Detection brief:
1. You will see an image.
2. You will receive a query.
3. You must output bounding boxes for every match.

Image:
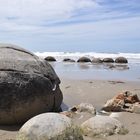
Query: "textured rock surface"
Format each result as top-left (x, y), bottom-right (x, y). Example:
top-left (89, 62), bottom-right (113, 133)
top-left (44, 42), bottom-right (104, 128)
top-left (0, 44), bottom-right (63, 124)
top-left (81, 115), bottom-right (128, 137)
top-left (102, 98), bottom-right (125, 112)
top-left (76, 103), bottom-right (96, 115)
top-left (61, 103), bottom-right (96, 125)
top-left (17, 113), bottom-right (83, 140)
top-left (102, 91), bottom-right (140, 112)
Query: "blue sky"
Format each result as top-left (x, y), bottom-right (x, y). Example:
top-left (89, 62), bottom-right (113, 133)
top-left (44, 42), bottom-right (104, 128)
top-left (0, 0), bottom-right (140, 52)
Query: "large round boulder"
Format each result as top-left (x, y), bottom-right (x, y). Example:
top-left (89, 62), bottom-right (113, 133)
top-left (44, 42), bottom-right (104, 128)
top-left (44, 56), bottom-right (56, 62)
top-left (17, 113), bottom-right (83, 140)
top-left (115, 57), bottom-right (128, 63)
top-left (77, 57), bottom-right (91, 63)
top-left (81, 115), bottom-right (128, 137)
top-left (0, 44), bottom-right (63, 124)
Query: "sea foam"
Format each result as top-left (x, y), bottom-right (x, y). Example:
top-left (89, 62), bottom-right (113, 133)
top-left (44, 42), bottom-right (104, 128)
top-left (35, 52), bottom-right (140, 64)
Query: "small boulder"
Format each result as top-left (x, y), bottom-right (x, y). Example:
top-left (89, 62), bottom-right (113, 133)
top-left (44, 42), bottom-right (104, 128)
top-left (103, 58), bottom-right (114, 63)
top-left (76, 103), bottom-right (96, 115)
top-left (45, 56), bottom-right (56, 61)
top-left (81, 115), bottom-right (128, 137)
top-left (60, 103), bottom-right (96, 125)
top-left (63, 58), bottom-right (75, 62)
top-left (77, 57), bottom-right (91, 63)
top-left (92, 58), bottom-right (103, 63)
top-left (17, 113), bottom-right (83, 140)
top-left (115, 57), bottom-right (128, 63)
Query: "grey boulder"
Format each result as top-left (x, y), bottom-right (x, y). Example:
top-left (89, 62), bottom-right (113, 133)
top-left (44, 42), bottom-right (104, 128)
top-left (0, 44), bottom-right (63, 124)
top-left (17, 113), bottom-right (83, 140)
top-left (81, 115), bottom-right (128, 137)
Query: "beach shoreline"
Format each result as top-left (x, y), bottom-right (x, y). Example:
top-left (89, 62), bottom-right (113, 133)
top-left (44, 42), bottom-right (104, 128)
top-left (50, 62), bottom-right (140, 82)
top-left (1, 77), bottom-right (140, 140)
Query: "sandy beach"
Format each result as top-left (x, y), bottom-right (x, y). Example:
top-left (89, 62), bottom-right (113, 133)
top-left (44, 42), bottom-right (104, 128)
top-left (0, 77), bottom-right (140, 140)
top-left (61, 79), bottom-right (140, 140)
top-left (0, 0), bottom-right (140, 139)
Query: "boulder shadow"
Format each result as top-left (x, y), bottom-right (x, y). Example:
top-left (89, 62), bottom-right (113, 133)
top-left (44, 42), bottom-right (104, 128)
top-left (61, 102), bottom-right (69, 111)
top-left (0, 124), bottom-right (21, 131)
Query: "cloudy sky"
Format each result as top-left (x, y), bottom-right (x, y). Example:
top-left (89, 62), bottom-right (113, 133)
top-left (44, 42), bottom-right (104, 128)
top-left (0, 0), bottom-right (140, 52)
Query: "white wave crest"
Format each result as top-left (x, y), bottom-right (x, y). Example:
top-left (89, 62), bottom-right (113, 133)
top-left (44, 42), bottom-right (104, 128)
top-left (35, 52), bottom-right (140, 64)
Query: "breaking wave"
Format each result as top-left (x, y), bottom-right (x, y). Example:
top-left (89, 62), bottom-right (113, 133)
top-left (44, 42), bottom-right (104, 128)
top-left (35, 52), bottom-right (140, 64)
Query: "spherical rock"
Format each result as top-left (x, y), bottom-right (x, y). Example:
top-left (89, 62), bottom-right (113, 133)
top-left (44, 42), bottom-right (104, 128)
top-left (0, 44), bottom-right (63, 124)
top-left (115, 57), bottom-right (128, 63)
top-left (92, 58), bottom-right (103, 63)
top-left (81, 115), bottom-right (128, 137)
top-left (103, 58), bottom-right (114, 63)
top-left (44, 56), bottom-right (56, 61)
top-left (77, 57), bottom-right (91, 63)
top-left (17, 113), bottom-right (83, 140)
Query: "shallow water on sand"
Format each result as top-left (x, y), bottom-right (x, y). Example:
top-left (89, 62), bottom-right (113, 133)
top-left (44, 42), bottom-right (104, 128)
top-left (50, 62), bottom-right (140, 81)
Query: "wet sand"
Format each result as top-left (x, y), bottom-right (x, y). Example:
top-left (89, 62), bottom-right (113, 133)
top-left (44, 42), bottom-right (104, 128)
top-left (61, 79), bottom-right (140, 110)
top-left (60, 79), bottom-right (140, 140)
top-left (1, 78), bottom-right (140, 140)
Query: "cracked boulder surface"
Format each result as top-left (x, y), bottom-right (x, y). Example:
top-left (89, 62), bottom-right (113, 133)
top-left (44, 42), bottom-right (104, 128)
top-left (0, 44), bottom-right (63, 125)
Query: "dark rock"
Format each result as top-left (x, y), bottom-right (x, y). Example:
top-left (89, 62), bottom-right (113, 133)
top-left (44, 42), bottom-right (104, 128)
top-left (115, 57), bottom-right (128, 63)
top-left (0, 44), bottom-right (63, 124)
top-left (44, 56), bottom-right (56, 62)
top-left (92, 58), bottom-right (103, 63)
top-left (103, 58), bottom-right (114, 63)
top-left (63, 58), bottom-right (75, 62)
top-left (77, 57), bottom-right (91, 63)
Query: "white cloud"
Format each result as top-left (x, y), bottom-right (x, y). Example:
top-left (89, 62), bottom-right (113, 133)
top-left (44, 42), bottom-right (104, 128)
top-left (0, 0), bottom-right (140, 51)
top-left (0, 0), bottom-right (97, 21)
top-left (0, 0), bottom-right (99, 32)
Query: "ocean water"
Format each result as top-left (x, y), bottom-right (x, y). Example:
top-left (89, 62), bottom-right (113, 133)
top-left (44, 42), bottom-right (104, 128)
top-left (35, 52), bottom-right (140, 81)
top-left (35, 52), bottom-right (140, 64)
